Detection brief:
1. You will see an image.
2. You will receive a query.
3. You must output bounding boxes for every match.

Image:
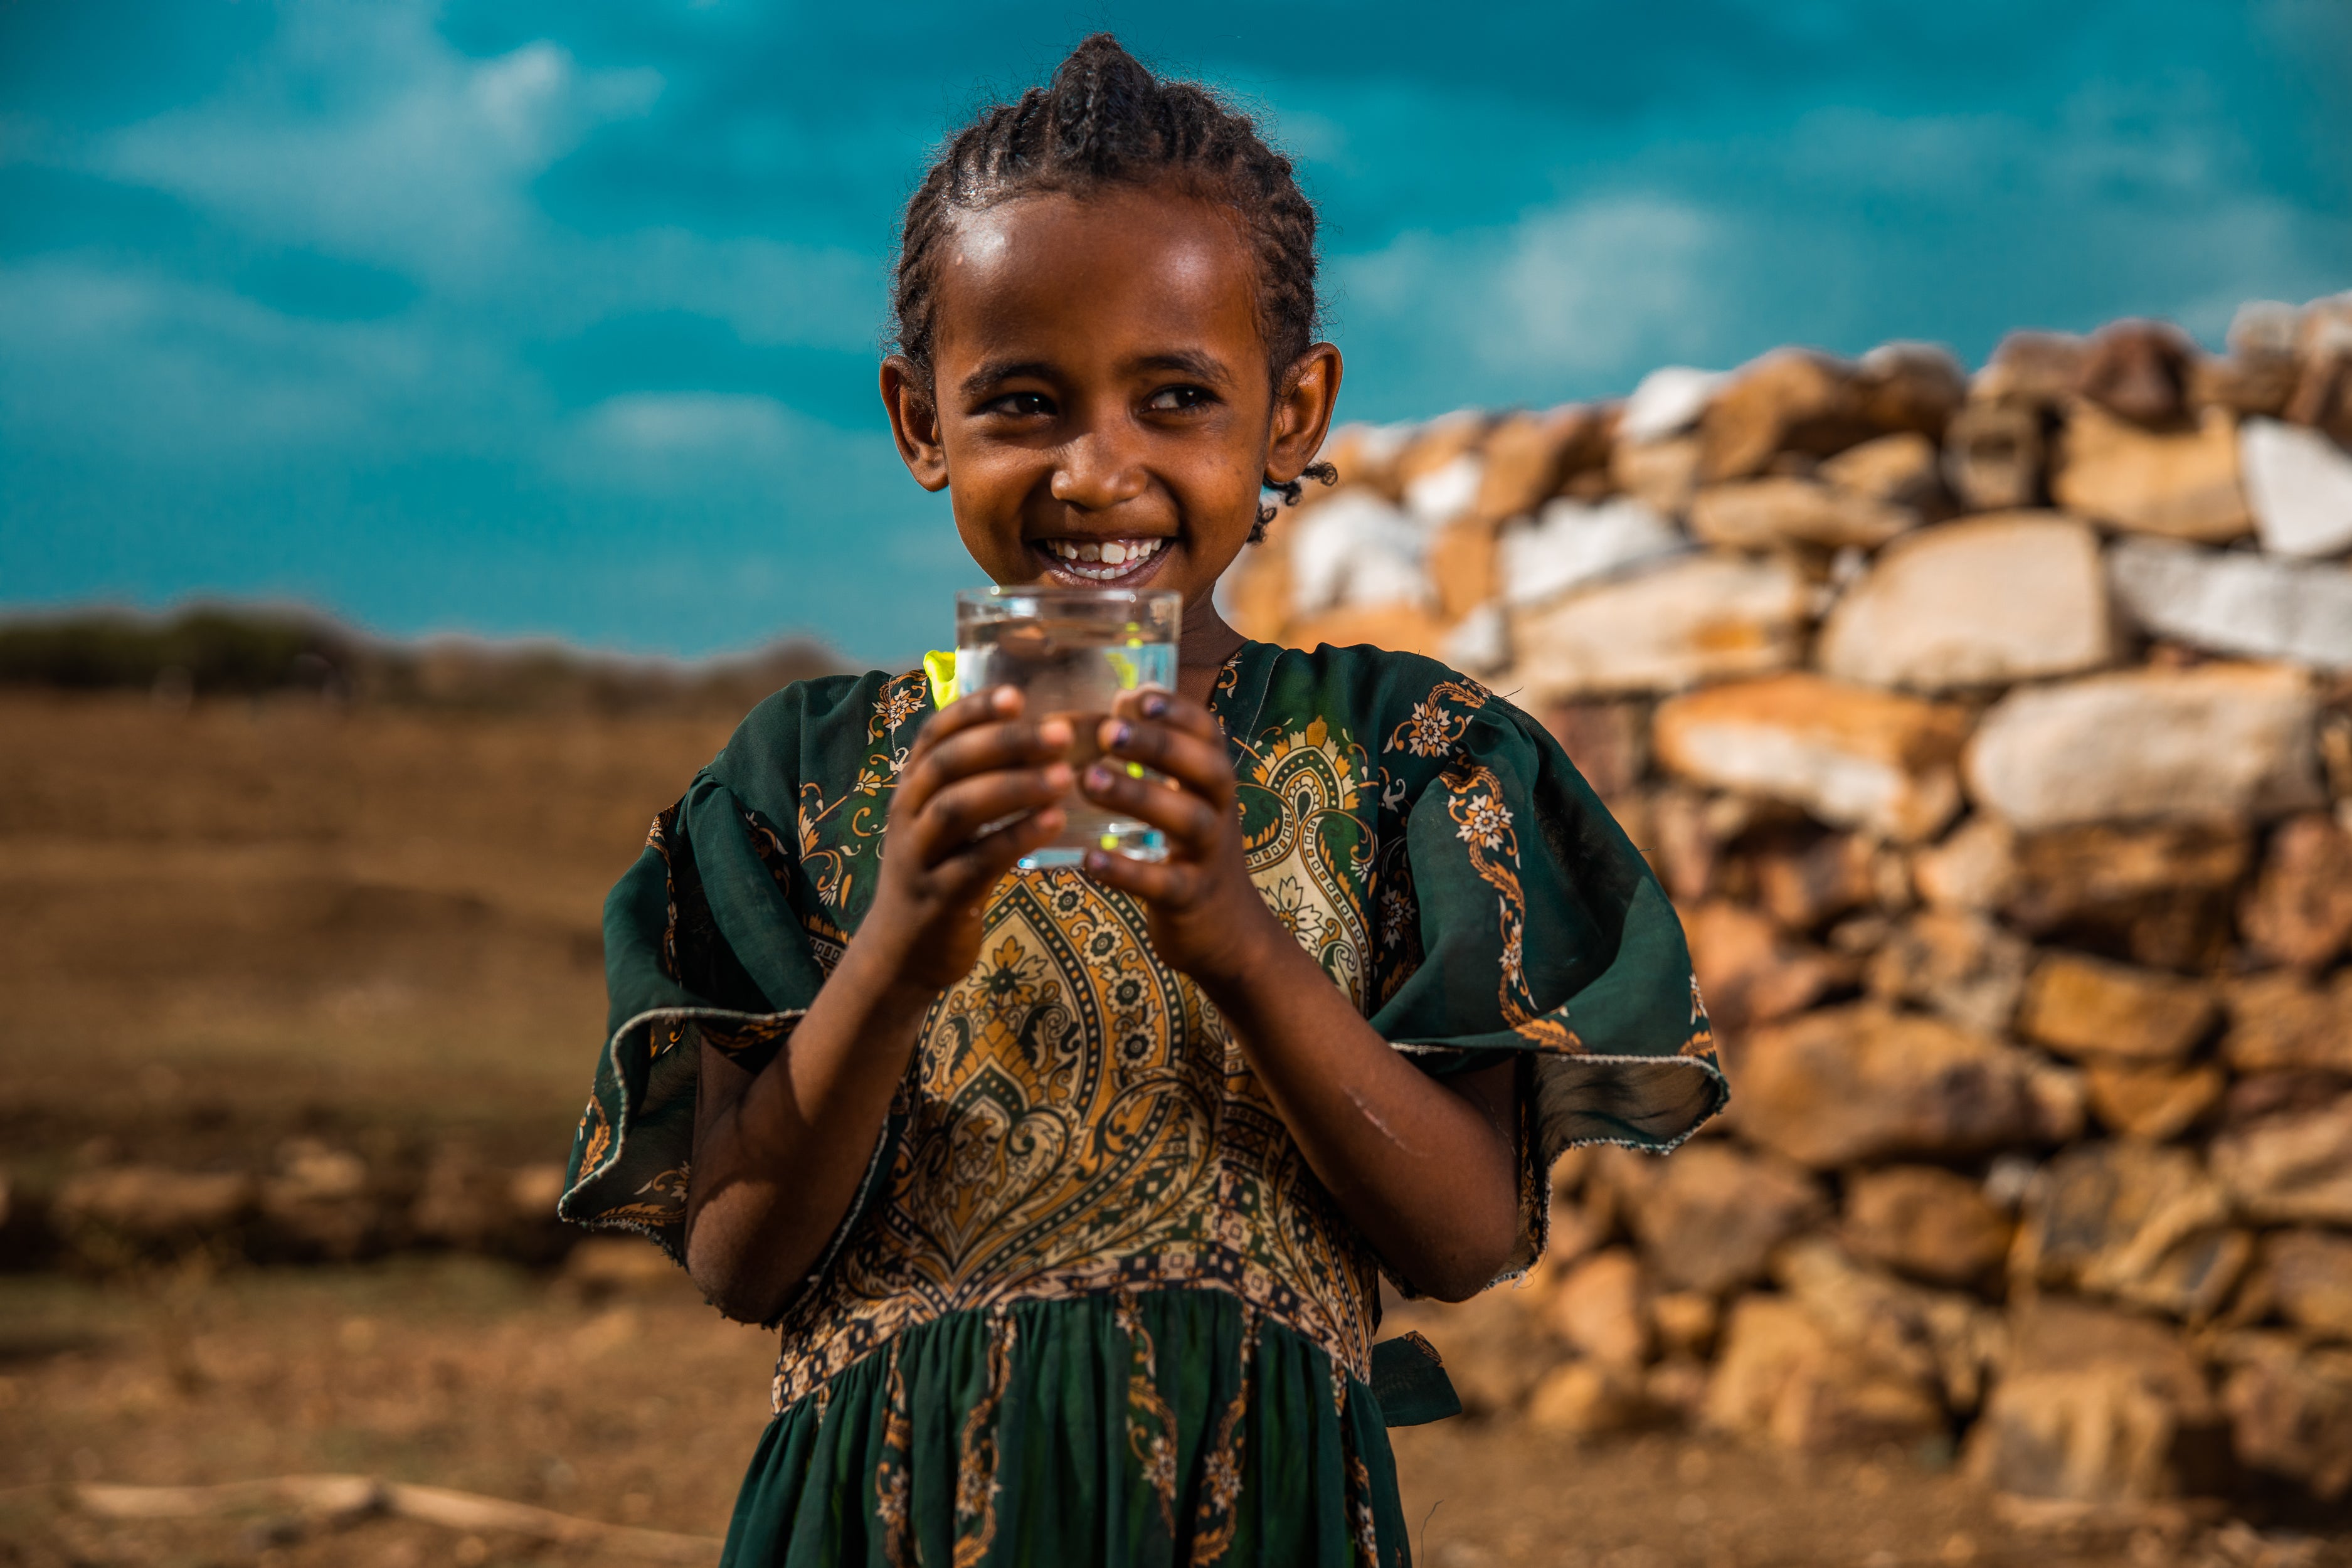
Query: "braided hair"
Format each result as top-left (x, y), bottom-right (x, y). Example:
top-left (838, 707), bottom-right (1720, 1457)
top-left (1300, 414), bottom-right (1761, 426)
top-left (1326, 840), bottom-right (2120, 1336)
top-left (891, 34), bottom-right (1337, 539)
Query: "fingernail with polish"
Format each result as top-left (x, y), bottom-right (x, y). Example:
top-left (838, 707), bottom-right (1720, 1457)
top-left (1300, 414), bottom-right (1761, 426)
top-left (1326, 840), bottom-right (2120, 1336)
top-left (1086, 764), bottom-right (1115, 790)
top-left (1108, 721), bottom-right (1132, 749)
top-left (1140, 692), bottom-right (1168, 719)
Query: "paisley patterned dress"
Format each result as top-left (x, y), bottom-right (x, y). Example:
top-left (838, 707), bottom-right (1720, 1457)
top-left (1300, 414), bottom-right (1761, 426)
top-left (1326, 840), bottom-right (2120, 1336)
top-left (560, 640), bottom-right (1724, 1567)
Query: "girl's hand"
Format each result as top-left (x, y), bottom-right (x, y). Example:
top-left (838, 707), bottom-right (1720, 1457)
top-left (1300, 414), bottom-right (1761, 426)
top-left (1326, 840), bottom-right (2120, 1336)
top-left (1078, 688), bottom-right (1281, 990)
top-left (866, 686), bottom-right (1074, 995)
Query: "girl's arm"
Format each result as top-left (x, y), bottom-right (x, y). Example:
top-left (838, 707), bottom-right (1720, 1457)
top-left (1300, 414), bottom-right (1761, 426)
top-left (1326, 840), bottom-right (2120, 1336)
top-left (1078, 692), bottom-right (1522, 1300)
top-left (684, 690), bottom-right (1076, 1323)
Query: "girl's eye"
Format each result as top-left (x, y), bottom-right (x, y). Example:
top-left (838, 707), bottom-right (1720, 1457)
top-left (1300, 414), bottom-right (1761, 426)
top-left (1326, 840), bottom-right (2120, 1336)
top-left (987, 391), bottom-right (1055, 418)
top-left (1145, 385), bottom-right (1214, 413)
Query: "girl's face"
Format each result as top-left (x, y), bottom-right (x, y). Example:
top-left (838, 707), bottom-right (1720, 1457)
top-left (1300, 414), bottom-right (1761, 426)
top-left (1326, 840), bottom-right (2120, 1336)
top-left (881, 185), bottom-right (1340, 617)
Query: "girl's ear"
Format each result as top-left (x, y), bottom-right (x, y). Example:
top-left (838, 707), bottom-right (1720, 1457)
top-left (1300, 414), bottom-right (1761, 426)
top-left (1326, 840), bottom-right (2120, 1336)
top-left (1264, 342), bottom-right (1343, 487)
top-left (881, 355), bottom-right (951, 492)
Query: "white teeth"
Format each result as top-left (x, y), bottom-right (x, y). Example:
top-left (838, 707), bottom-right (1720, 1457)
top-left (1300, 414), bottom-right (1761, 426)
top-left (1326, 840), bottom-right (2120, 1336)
top-left (1041, 538), bottom-right (1166, 578)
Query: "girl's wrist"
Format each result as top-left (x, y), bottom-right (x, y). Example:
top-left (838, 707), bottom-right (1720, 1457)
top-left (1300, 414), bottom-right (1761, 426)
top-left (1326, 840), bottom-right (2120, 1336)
top-left (1187, 899), bottom-right (1308, 1022)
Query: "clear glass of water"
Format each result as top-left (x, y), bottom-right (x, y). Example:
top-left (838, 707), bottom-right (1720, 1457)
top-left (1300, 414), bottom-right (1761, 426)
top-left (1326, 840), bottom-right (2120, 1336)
top-left (955, 585), bottom-right (1182, 869)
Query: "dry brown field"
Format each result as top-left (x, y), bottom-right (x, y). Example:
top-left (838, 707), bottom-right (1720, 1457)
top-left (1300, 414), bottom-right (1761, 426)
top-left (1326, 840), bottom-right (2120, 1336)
top-left (0, 692), bottom-right (2313, 1567)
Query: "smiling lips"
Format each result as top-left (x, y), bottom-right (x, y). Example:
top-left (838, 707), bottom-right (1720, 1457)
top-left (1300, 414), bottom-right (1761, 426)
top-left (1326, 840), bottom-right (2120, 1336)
top-left (1038, 536), bottom-right (1169, 583)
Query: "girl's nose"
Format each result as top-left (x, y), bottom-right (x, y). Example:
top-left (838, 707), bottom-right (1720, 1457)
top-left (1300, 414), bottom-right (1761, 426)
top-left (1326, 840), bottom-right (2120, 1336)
top-left (1049, 431), bottom-right (1149, 511)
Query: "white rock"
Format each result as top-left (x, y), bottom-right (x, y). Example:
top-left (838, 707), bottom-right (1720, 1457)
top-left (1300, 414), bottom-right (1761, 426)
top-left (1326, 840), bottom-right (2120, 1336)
top-left (1654, 675), bottom-right (1973, 843)
top-left (2109, 539), bottom-right (2352, 672)
top-left (1402, 452), bottom-right (1485, 524)
top-left (1964, 664), bottom-right (2324, 831)
top-left (1288, 489), bottom-right (1433, 615)
top-left (2240, 418), bottom-right (2352, 558)
top-left (1620, 366), bottom-right (1729, 444)
top-left (1498, 496), bottom-right (1687, 608)
top-left (1502, 552), bottom-right (1809, 702)
top-left (1816, 514), bottom-right (2113, 692)
top-left (1439, 600), bottom-right (1511, 675)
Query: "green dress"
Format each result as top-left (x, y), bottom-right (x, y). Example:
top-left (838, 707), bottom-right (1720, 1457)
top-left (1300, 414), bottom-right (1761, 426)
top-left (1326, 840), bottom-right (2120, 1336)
top-left (559, 641), bottom-right (1724, 1567)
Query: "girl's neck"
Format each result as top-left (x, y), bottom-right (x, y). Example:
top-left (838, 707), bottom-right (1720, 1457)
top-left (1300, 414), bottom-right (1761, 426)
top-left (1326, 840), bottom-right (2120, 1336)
top-left (1177, 596), bottom-right (1247, 706)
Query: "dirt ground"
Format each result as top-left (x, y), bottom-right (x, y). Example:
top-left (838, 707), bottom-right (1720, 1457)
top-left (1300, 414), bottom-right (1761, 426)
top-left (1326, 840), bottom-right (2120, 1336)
top-left (0, 692), bottom-right (2336, 1567)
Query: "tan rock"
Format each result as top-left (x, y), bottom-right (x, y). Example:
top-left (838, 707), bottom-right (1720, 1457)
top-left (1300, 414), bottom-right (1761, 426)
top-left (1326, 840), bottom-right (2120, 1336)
top-left (1651, 1292), bottom-right (1720, 1359)
top-left (1423, 514), bottom-right (1500, 621)
top-left (1964, 664), bottom-right (2323, 832)
top-left (1682, 899), bottom-right (1853, 1032)
top-left (2210, 1094), bottom-right (2352, 1226)
top-left (1602, 1140), bottom-right (1826, 1295)
top-left (1611, 433), bottom-right (1703, 517)
top-left (1854, 343), bottom-right (1968, 440)
top-left (2075, 319), bottom-right (2198, 428)
top-left (1689, 477), bottom-right (1915, 550)
top-left (1774, 1236), bottom-right (2006, 1413)
top-left (2013, 1142), bottom-right (2252, 1322)
top-left (1502, 553), bottom-right (1807, 701)
top-left (1966, 1299), bottom-right (2228, 1504)
top-left (2223, 970), bottom-right (2352, 1075)
top-left (1942, 400), bottom-right (2046, 511)
top-left (1653, 674), bottom-right (1972, 844)
top-left (1393, 411), bottom-right (1490, 491)
top-left (2217, 1333), bottom-right (2352, 1500)
top-left (1865, 908), bottom-right (2030, 1036)
top-left (1816, 514), bottom-right (2112, 693)
top-left (2240, 812), bottom-right (2352, 971)
top-left (1977, 331), bottom-right (2092, 405)
top-left (2262, 1230), bottom-right (2352, 1342)
top-left (1912, 817), bottom-right (2018, 913)
top-left (2082, 1061), bottom-right (2227, 1143)
top-left (2052, 400), bottom-right (2250, 542)
top-left (1402, 1287), bottom-right (1557, 1416)
top-left (1819, 430), bottom-right (1948, 512)
top-left (1283, 601), bottom-right (1453, 660)
top-left (1476, 405), bottom-right (1609, 521)
top-left (1540, 701), bottom-right (1650, 801)
top-left (1754, 830), bottom-right (1875, 931)
top-left (2016, 953), bottom-right (2219, 1064)
top-left (1548, 1247), bottom-right (1651, 1369)
top-left (1525, 1359), bottom-right (1655, 1437)
top-left (1736, 1004), bottom-right (2084, 1168)
top-left (1704, 1295), bottom-right (1947, 1451)
top-left (1840, 1164), bottom-right (2013, 1290)
top-left (1700, 350), bottom-right (1875, 482)
top-left (2003, 820), bottom-right (2250, 935)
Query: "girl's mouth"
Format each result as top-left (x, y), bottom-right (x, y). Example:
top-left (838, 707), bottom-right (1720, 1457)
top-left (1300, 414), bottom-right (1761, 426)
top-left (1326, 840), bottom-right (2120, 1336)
top-left (1032, 536), bottom-right (1172, 585)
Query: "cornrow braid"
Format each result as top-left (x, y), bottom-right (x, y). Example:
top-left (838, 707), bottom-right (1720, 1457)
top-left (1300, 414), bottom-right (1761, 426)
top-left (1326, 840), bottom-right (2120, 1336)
top-left (892, 35), bottom-right (1328, 538)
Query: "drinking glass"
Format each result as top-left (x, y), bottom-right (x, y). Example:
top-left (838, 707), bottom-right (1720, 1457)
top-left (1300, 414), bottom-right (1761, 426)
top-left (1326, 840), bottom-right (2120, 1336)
top-left (954, 586), bottom-right (1182, 868)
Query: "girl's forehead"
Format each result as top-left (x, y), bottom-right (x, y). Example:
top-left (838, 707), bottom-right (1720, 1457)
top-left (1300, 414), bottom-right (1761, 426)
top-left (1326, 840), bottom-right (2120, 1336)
top-left (935, 188), bottom-right (1259, 354)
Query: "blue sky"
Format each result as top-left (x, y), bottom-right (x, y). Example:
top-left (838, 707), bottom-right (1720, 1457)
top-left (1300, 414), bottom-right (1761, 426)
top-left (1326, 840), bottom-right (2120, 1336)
top-left (3, 1), bottom-right (2348, 665)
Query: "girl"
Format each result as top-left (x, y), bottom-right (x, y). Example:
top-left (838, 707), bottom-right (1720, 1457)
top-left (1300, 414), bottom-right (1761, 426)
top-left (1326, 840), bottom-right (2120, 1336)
top-left (561, 36), bottom-right (1723, 1567)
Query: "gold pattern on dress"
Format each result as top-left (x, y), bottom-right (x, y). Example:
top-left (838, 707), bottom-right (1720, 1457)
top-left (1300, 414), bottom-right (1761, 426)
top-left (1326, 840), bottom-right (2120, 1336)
top-left (1439, 756), bottom-right (1536, 1026)
top-left (951, 1310), bottom-right (1017, 1568)
top-left (875, 1340), bottom-right (914, 1568)
top-left (770, 866), bottom-right (1381, 1407)
top-left (1116, 1292), bottom-right (1181, 1537)
top-left (1380, 677), bottom-right (1488, 758)
top-left (1187, 1305), bottom-right (1263, 1565)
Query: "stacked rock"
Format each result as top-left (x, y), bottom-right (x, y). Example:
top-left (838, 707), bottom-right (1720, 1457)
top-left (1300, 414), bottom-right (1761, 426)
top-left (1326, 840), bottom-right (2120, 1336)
top-left (1232, 294), bottom-right (2352, 1514)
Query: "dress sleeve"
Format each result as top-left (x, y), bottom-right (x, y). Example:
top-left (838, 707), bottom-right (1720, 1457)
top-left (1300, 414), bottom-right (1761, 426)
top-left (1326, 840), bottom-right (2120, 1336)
top-left (1365, 691), bottom-right (1725, 1283)
top-left (555, 768), bottom-right (881, 1286)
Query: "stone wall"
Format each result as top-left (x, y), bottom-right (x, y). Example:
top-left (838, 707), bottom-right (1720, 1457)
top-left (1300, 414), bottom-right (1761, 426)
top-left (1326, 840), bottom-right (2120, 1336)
top-left (1232, 296), bottom-right (2352, 1514)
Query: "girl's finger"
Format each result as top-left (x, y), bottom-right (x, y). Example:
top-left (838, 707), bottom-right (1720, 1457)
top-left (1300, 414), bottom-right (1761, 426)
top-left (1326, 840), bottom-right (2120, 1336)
top-left (897, 686), bottom-right (1022, 817)
top-left (909, 765), bottom-right (1074, 864)
top-left (1095, 714), bottom-right (1233, 809)
top-left (1081, 846), bottom-right (1200, 906)
top-left (1078, 762), bottom-right (1224, 851)
top-left (900, 714), bottom-right (1074, 822)
top-left (930, 806), bottom-right (1065, 903)
top-left (1111, 686), bottom-right (1221, 741)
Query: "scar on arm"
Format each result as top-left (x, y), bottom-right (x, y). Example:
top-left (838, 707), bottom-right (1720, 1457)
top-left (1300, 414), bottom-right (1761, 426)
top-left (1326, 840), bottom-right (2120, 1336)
top-left (1343, 1082), bottom-right (1421, 1158)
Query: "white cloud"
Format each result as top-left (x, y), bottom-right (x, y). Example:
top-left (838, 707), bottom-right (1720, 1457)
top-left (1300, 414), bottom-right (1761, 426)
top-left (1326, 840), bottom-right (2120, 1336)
top-left (1336, 193), bottom-right (1724, 386)
top-left (98, 1), bottom-right (659, 289)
